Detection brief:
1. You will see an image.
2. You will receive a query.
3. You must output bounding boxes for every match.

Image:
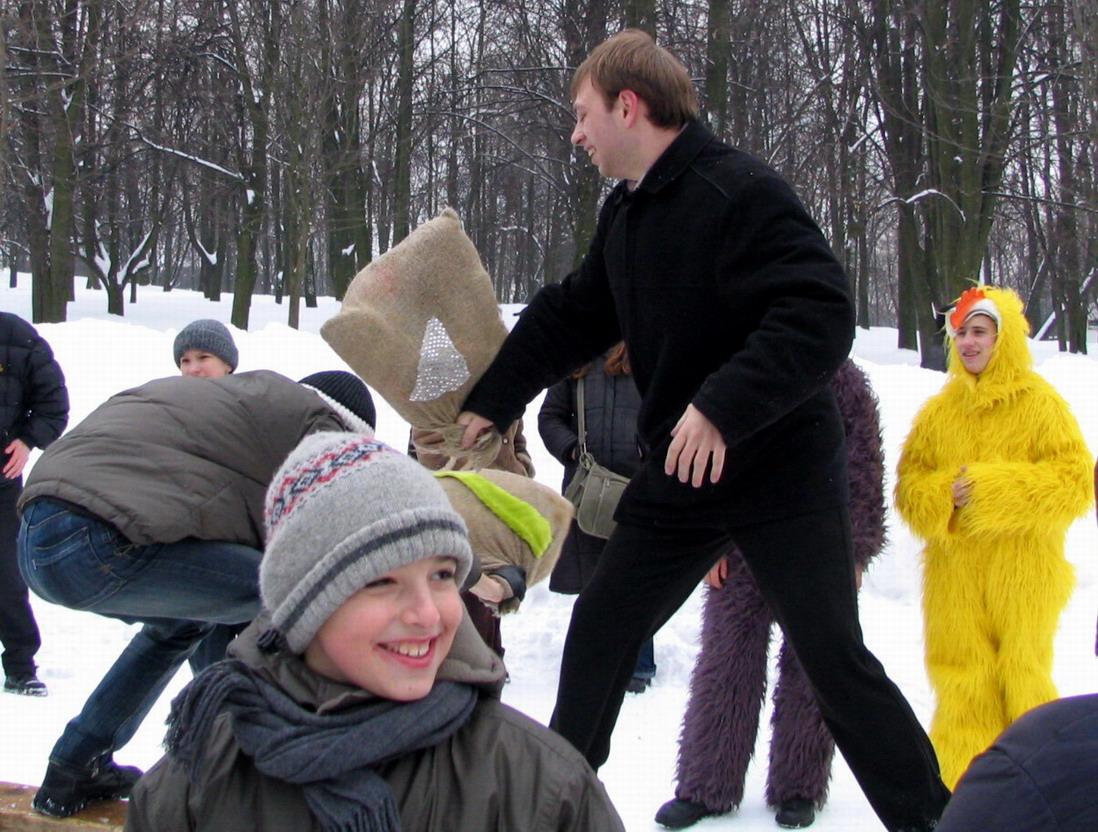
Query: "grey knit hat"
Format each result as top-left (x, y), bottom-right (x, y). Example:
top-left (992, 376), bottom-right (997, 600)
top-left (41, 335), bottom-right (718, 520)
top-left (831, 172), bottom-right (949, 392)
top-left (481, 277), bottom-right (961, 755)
top-left (260, 433), bottom-right (473, 654)
top-left (173, 319), bottom-right (239, 370)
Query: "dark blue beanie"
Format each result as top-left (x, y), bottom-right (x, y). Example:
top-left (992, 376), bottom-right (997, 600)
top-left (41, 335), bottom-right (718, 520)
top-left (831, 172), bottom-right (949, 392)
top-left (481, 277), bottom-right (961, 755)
top-left (298, 371), bottom-right (377, 430)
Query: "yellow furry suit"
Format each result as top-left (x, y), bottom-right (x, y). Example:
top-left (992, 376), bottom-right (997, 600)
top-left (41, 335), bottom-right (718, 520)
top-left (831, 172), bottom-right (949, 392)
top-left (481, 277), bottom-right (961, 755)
top-left (895, 287), bottom-right (1093, 789)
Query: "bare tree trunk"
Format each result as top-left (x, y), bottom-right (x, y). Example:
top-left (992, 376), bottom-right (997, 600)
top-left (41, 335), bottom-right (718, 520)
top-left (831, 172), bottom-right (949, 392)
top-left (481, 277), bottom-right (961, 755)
top-left (392, 0), bottom-right (417, 245)
top-left (704, 0), bottom-right (730, 136)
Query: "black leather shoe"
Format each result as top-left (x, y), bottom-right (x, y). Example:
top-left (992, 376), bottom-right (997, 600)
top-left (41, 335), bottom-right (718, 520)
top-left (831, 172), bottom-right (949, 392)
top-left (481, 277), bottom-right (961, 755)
top-left (32, 759), bottom-right (143, 818)
top-left (4, 673), bottom-right (47, 696)
top-left (655, 797), bottom-right (721, 829)
top-left (775, 797), bottom-right (816, 828)
top-left (625, 676), bottom-right (651, 694)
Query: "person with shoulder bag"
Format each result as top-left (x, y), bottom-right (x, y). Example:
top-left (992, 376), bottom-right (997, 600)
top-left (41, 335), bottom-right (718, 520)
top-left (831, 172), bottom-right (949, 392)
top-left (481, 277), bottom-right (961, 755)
top-left (539, 342), bottom-right (656, 692)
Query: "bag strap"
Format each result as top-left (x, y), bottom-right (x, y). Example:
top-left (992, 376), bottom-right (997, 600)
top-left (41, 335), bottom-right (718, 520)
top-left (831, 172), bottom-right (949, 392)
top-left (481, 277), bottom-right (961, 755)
top-left (576, 375), bottom-right (589, 457)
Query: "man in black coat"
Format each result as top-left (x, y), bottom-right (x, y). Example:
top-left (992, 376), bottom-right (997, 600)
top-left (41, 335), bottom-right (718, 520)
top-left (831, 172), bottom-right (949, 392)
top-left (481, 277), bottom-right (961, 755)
top-left (0, 312), bottom-right (68, 696)
top-left (459, 29), bottom-right (949, 832)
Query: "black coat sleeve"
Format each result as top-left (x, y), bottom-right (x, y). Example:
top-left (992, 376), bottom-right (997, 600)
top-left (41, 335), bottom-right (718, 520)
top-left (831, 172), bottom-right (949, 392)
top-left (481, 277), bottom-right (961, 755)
top-left (463, 224), bottom-right (622, 432)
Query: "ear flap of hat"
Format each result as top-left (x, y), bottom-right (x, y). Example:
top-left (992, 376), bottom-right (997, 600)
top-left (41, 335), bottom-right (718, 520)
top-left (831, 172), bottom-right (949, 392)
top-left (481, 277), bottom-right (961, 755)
top-left (434, 469), bottom-right (574, 609)
top-left (321, 209), bottom-right (508, 434)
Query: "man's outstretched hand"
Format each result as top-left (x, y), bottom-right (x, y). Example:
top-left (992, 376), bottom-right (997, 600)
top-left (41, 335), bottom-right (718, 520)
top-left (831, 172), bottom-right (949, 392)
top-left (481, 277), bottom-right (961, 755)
top-left (665, 404), bottom-right (726, 488)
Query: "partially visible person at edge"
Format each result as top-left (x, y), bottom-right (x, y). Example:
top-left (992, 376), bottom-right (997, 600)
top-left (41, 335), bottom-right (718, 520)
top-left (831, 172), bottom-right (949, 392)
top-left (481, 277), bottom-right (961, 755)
top-left (0, 312), bottom-right (68, 697)
top-left (409, 418), bottom-right (534, 659)
top-left (17, 369), bottom-right (375, 820)
top-left (538, 341), bottom-right (657, 693)
top-left (124, 433), bottom-right (626, 832)
top-left (172, 318), bottom-right (246, 673)
top-left (457, 29), bottom-right (948, 832)
top-left (656, 359), bottom-right (887, 830)
top-left (935, 693), bottom-right (1098, 832)
top-left (895, 285), bottom-right (1092, 789)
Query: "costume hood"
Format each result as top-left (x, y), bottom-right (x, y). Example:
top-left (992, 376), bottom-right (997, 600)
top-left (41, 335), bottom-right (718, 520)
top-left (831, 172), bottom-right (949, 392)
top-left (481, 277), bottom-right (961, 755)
top-left (945, 286), bottom-right (1032, 407)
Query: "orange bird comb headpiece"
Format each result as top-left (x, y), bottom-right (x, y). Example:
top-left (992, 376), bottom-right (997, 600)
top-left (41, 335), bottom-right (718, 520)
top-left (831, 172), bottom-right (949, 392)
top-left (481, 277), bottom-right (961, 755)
top-left (946, 288), bottom-right (1001, 337)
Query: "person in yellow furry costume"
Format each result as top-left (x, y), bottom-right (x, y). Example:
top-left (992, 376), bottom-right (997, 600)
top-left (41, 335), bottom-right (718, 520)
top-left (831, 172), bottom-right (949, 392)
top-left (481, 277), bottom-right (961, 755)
top-left (895, 285), bottom-right (1093, 789)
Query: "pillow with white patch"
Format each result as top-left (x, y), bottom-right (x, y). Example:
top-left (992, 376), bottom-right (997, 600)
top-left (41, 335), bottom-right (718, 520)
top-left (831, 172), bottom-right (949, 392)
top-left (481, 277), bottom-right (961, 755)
top-left (321, 208), bottom-right (508, 465)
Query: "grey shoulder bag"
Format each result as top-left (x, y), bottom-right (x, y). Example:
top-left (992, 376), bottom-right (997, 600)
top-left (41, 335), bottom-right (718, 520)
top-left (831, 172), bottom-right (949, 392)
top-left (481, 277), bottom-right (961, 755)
top-left (562, 375), bottom-right (630, 539)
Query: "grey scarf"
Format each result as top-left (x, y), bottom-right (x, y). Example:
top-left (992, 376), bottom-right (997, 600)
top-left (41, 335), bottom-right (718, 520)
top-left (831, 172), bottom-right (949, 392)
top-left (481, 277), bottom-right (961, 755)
top-left (165, 656), bottom-right (478, 832)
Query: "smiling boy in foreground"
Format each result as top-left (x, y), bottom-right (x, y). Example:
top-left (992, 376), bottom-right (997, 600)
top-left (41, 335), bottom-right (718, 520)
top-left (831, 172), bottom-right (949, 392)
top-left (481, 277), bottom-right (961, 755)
top-left (125, 433), bottom-right (624, 832)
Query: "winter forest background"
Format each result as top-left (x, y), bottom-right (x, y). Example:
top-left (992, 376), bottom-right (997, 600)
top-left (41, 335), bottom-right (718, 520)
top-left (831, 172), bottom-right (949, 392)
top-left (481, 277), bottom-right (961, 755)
top-left (2, 0), bottom-right (1097, 369)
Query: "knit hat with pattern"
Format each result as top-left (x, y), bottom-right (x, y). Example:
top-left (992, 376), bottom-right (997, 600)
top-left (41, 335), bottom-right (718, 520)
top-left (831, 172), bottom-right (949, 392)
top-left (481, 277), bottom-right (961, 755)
top-left (260, 433), bottom-right (473, 653)
top-left (173, 319), bottom-right (239, 370)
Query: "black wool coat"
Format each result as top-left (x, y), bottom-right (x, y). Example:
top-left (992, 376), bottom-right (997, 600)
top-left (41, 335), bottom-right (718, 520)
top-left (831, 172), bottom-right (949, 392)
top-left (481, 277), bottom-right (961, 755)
top-left (465, 121), bottom-right (855, 528)
top-left (0, 312), bottom-right (69, 468)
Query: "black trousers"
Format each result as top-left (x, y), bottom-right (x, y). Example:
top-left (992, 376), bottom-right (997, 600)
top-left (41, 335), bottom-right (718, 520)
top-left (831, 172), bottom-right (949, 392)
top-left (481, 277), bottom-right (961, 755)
top-left (550, 507), bottom-right (950, 832)
top-left (0, 476), bottom-right (41, 678)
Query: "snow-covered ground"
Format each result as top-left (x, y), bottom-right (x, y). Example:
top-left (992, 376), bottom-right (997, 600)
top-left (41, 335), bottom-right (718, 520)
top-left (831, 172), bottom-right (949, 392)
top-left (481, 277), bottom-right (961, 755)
top-left (2, 281), bottom-right (1096, 831)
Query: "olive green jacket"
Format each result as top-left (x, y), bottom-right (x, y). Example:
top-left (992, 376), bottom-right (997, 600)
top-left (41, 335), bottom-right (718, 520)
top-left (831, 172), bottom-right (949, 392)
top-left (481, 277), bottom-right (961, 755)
top-left (125, 615), bottom-right (624, 832)
top-left (20, 371), bottom-right (344, 547)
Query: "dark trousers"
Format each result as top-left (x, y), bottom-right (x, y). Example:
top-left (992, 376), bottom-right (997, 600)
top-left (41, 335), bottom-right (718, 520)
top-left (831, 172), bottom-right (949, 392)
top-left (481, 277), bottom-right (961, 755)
top-left (0, 476), bottom-right (40, 678)
top-left (550, 508), bottom-right (950, 832)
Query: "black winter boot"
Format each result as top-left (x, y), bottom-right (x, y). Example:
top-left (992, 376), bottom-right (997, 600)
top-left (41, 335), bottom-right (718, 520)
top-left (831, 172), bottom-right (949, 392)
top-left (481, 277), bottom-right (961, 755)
top-left (4, 672), bottom-right (47, 696)
top-left (775, 797), bottom-right (816, 828)
top-left (626, 676), bottom-right (652, 694)
top-left (32, 758), bottom-right (143, 818)
top-left (655, 797), bottom-right (723, 829)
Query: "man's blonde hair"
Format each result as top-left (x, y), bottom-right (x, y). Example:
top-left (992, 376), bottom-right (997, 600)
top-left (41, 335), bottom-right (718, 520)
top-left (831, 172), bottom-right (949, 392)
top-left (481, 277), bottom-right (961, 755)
top-left (571, 29), bottom-right (698, 128)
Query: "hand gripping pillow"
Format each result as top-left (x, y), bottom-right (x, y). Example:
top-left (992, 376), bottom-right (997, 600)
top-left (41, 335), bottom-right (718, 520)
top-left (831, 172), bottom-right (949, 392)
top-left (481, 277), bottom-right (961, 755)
top-left (321, 208), bottom-right (508, 467)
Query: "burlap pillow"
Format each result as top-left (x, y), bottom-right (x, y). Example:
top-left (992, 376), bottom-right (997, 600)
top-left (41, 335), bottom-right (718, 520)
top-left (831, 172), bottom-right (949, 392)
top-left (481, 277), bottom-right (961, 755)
top-left (321, 208), bottom-right (508, 466)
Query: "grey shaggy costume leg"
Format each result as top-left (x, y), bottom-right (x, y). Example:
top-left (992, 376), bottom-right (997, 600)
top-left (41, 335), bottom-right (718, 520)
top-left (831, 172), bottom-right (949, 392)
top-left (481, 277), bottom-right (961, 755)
top-left (675, 552), bottom-right (772, 812)
top-left (767, 639), bottom-right (835, 808)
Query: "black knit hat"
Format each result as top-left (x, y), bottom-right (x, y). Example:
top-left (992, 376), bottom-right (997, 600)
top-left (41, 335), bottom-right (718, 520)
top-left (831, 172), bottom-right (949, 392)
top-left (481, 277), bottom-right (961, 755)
top-left (173, 319), bottom-right (239, 370)
top-left (298, 371), bottom-right (377, 430)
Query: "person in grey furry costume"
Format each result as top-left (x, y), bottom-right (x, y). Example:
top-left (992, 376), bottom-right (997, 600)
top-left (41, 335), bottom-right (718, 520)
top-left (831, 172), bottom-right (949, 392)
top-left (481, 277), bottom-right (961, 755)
top-left (658, 359), bottom-right (886, 829)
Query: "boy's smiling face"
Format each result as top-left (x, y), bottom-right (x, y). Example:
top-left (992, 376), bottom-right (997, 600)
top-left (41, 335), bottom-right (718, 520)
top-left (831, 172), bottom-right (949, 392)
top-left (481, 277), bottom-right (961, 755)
top-left (179, 348), bottom-right (233, 378)
top-left (304, 556), bottom-right (464, 701)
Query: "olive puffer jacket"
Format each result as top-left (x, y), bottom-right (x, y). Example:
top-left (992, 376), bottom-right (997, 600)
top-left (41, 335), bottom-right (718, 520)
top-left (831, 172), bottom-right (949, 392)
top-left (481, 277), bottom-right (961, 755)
top-left (19, 371), bottom-right (345, 547)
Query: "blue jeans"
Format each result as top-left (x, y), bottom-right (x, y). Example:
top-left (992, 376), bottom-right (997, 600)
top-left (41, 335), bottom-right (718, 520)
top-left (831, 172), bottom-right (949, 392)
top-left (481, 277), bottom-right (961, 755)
top-left (634, 637), bottom-right (657, 680)
top-left (18, 499), bottom-right (262, 769)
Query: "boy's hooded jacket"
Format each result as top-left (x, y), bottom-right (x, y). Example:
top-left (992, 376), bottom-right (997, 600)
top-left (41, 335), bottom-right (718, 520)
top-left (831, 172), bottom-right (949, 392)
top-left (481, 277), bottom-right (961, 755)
top-left (125, 615), bottom-right (625, 832)
top-left (895, 286), bottom-right (1093, 788)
